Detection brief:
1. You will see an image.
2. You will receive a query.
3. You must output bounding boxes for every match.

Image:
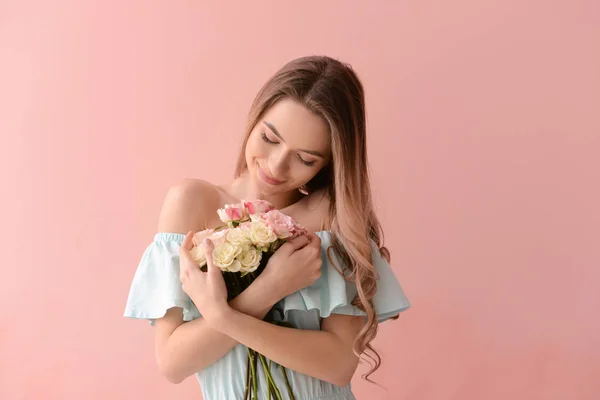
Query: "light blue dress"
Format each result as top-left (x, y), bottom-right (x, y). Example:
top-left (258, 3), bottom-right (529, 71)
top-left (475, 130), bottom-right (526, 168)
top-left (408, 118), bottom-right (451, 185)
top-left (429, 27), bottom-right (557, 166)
top-left (124, 231), bottom-right (411, 400)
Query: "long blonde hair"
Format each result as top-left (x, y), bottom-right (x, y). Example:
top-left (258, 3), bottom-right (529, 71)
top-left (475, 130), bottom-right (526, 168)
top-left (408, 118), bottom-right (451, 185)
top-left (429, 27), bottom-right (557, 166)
top-left (234, 55), bottom-right (396, 382)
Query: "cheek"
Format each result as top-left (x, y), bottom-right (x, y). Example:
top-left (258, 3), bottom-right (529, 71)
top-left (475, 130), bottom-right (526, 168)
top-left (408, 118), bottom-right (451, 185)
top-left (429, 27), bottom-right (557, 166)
top-left (247, 136), bottom-right (270, 159)
top-left (291, 167), bottom-right (320, 186)
top-left (245, 136), bottom-right (259, 159)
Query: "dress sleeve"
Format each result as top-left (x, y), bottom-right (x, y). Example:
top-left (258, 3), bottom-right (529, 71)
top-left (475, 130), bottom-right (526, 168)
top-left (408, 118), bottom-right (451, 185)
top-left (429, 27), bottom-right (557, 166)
top-left (281, 231), bottom-right (411, 323)
top-left (123, 232), bottom-right (201, 326)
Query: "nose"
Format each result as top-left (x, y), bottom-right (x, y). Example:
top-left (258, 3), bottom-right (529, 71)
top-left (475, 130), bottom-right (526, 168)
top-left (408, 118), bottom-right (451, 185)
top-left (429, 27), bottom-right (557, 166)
top-left (268, 148), bottom-right (290, 178)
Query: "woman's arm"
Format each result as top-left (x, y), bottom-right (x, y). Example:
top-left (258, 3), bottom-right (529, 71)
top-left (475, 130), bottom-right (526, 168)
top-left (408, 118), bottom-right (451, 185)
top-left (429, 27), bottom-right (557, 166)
top-left (154, 179), bottom-right (283, 383)
top-left (155, 180), bottom-right (347, 384)
top-left (211, 309), bottom-right (364, 386)
top-left (155, 274), bottom-right (280, 383)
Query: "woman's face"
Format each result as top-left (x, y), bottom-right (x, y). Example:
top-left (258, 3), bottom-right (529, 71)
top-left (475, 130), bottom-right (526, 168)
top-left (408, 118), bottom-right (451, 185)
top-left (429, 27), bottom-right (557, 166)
top-left (245, 98), bottom-right (331, 196)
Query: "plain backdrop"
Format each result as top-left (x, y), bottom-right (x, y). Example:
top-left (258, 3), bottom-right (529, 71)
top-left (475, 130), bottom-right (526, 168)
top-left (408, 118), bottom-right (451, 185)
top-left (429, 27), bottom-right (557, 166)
top-left (1, 1), bottom-right (599, 399)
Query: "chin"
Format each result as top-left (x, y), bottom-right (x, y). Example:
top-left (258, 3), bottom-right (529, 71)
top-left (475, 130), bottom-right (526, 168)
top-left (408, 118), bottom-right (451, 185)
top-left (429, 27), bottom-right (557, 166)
top-left (247, 165), bottom-right (274, 195)
top-left (254, 178), bottom-right (284, 196)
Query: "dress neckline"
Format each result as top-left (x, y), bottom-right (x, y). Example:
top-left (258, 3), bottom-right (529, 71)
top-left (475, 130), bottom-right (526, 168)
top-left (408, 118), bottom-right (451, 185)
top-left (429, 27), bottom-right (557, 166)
top-left (153, 230), bottom-right (332, 243)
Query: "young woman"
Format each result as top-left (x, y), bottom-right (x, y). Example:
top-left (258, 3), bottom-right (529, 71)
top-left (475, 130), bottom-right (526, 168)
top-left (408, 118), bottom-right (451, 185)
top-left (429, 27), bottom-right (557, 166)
top-left (124, 55), bottom-right (411, 400)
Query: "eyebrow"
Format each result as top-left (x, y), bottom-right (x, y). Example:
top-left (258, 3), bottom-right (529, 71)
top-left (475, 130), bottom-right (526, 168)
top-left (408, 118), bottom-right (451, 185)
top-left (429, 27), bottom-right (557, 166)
top-left (263, 121), bottom-right (325, 158)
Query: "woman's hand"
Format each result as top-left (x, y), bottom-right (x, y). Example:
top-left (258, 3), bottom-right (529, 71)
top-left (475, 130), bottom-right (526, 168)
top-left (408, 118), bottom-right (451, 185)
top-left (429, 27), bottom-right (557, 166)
top-left (179, 231), bottom-right (229, 323)
top-left (259, 232), bottom-right (323, 300)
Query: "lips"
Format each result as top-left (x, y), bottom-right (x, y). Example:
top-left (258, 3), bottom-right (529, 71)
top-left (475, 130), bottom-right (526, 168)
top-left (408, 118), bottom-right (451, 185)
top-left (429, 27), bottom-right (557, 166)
top-left (257, 165), bottom-right (284, 185)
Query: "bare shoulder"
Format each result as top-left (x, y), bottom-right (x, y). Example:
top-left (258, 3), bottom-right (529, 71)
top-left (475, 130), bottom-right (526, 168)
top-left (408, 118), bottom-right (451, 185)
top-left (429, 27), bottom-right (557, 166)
top-left (157, 178), bottom-right (222, 233)
top-left (295, 188), bottom-right (332, 232)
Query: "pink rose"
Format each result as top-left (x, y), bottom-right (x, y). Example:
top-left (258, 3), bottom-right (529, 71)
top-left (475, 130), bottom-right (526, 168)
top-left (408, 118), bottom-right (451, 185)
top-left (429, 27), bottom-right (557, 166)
top-left (243, 199), bottom-right (275, 215)
top-left (192, 229), bottom-right (214, 247)
top-left (290, 224), bottom-right (308, 239)
top-left (238, 221), bottom-right (253, 232)
top-left (208, 228), bottom-right (229, 247)
top-left (261, 210), bottom-right (305, 239)
top-left (217, 202), bottom-right (248, 223)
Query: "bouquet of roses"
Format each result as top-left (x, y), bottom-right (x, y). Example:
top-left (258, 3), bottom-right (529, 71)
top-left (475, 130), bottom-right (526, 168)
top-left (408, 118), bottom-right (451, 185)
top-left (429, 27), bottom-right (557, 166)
top-left (189, 199), bottom-right (306, 400)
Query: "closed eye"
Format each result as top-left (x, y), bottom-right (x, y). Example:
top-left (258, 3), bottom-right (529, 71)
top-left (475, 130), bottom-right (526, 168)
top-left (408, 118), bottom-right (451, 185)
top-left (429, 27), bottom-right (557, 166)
top-left (261, 132), bottom-right (278, 144)
top-left (263, 131), bottom-right (316, 166)
top-left (297, 154), bottom-right (316, 166)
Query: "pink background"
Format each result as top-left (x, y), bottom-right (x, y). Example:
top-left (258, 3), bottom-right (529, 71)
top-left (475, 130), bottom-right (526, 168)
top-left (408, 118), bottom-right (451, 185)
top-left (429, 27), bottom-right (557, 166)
top-left (1, 1), bottom-right (599, 399)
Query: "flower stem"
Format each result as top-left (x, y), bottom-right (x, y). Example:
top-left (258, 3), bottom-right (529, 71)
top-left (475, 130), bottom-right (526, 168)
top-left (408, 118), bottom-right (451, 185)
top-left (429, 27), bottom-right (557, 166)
top-left (267, 360), bottom-right (273, 400)
top-left (281, 365), bottom-right (296, 400)
top-left (253, 350), bottom-right (259, 399)
top-left (259, 354), bottom-right (272, 400)
top-left (244, 351), bottom-right (251, 400)
top-left (248, 349), bottom-right (258, 400)
top-left (259, 354), bottom-right (282, 400)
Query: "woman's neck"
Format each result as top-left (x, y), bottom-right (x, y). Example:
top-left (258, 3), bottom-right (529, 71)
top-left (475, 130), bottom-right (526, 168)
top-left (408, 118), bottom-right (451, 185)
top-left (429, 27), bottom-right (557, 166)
top-left (223, 171), bottom-right (305, 210)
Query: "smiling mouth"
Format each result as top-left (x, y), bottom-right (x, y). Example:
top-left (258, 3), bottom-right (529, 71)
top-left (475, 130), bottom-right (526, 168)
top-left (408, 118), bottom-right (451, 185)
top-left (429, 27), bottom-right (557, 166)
top-left (257, 164), bottom-right (285, 185)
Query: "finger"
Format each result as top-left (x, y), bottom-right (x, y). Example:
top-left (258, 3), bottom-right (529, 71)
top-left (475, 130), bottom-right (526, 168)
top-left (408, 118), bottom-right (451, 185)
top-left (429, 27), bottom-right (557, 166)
top-left (306, 232), bottom-right (321, 247)
top-left (283, 234), bottom-right (310, 253)
top-left (180, 255), bottom-right (192, 281)
top-left (180, 231), bottom-right (194, 252)
top-left (202, 238), bottom-right (221, 278)
top-left (179, 232), bottom-right (195, 279)
top-left (180, 267), bottom-right (191, 283)
top-left (179, 235), bottom-right (195, 264)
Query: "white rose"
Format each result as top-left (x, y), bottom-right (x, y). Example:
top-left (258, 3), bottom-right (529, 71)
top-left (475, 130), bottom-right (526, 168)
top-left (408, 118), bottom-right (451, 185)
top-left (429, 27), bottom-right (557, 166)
top-left (249, 221), bottom-right (277, 248)
top-left (238, 246), bottom-right (262, 273)
top-left (212, 242), bottom-right (243, 270)
top-left (225, 259), bottom-right (242, 273)
top-left (190, 245), bottom-right (207, 267)
top-left (226, 227), bottom-right (252, 247)
top-left (190, 229), bottom-right (215, 267)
